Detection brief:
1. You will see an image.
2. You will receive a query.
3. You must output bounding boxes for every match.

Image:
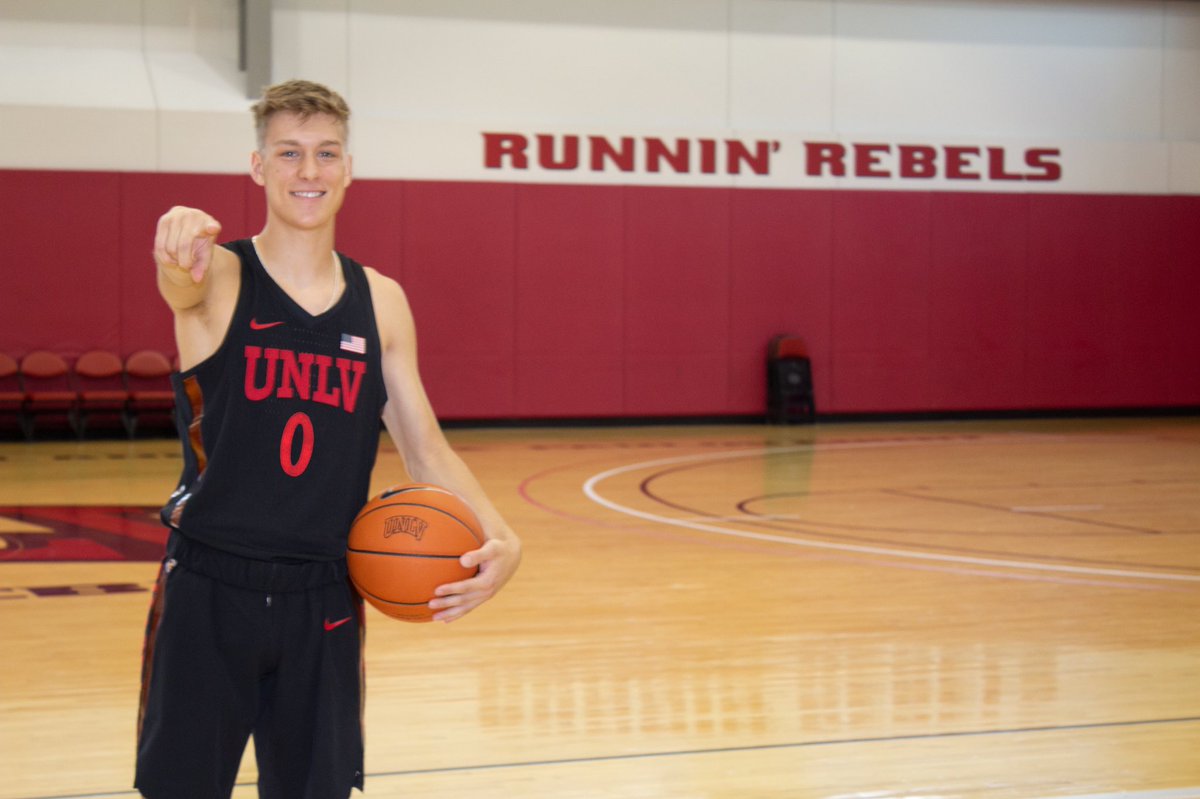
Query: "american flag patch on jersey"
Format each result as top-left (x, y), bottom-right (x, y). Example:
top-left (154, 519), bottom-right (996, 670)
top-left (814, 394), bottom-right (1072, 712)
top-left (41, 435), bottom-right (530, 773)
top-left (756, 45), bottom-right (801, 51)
top-left (340, 334), bottom-right (366, 354)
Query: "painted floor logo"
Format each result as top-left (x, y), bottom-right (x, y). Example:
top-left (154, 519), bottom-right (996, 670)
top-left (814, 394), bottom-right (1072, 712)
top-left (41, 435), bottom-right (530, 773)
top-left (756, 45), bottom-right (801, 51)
top-left (0, 506), bottom-right (168, 562)
top-left (0, 582), bottom-right (155, 600)
top-left (0, 506), bottom-right (166, 601)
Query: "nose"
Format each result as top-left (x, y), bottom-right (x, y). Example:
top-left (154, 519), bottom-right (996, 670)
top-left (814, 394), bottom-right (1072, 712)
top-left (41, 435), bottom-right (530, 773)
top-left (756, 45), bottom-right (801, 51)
top-left (299, 152), bottom-right (320, 179)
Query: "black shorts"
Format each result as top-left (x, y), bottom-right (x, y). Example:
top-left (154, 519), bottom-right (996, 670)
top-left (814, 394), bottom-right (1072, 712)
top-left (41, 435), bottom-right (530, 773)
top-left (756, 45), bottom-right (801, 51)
top-left (136, 532), bottom-right (365, 799)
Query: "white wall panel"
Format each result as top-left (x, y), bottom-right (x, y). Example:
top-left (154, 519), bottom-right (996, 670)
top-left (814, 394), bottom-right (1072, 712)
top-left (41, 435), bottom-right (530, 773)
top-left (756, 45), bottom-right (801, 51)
top-left (729, 0), bottom-right (835, 131)
top-left (146, 51), bottom-right (247, 112)
top-left (1164, 0), bottom-right (1200, 140)
top-left (831, 0), bottom-right (1165, 139)
top-left (273, 0), bottom-right (350, 98)
top-left (158, 109), bottom-right (254, 173)
top-left (0, 0), bottom-right (143, 49)
top-left (1, 0), bottom-right (1199, 192)
top-left (0, 105), bottom-right (157, 171)
top-left (192, 0), bottom-right (240, 70)
top-left (1169, 141), bottom-right (1200, 192)
top-left (0, 46), bottom-right (155, 108)
top-left (346, 0), bottom-right (731, 127)
top-left (143, 1), bottom-right (205, 52)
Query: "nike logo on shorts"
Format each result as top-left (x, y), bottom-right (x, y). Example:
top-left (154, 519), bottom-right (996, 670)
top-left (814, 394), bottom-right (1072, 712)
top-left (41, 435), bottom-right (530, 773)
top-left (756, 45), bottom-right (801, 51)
top-left (324, 616), bottom-right (352, 632)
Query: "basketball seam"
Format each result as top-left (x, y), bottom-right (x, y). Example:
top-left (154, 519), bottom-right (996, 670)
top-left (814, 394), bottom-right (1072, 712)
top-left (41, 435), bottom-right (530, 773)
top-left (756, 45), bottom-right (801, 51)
top-left (352, 584), bottom-right (432, 609)
top-left (379, 485), bottom-right (452, 500)
top-left (346, 548), bottom-right (466, 560)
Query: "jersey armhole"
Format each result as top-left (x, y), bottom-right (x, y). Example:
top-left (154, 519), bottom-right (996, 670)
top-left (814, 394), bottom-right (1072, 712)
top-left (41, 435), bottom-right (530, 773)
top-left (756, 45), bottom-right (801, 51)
top-left (356, 262), bottom-right (389, 413)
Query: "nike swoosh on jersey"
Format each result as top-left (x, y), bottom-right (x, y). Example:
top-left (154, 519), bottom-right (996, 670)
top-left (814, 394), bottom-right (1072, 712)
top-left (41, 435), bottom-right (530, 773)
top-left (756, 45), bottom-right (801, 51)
top-left (250, 319), bottom-right (285, 330)
top-left (324, 616), bottom-right (353, 632)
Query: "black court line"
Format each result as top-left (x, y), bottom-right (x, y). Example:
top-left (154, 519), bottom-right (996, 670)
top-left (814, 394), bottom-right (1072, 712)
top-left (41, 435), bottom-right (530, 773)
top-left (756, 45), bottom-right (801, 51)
top-left (23, 715), bottom-right (1200, 799)
top-left (371, 715), bottom-right (1200, 778)
top-left (637, 454), bottom-right (1198, 574)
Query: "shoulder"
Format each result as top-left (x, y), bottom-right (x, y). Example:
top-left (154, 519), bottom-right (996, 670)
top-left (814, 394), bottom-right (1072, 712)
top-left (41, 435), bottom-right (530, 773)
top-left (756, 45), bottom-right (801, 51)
top-left (363, 265), bottom-right (409, 311)
top-left (207, 240), bottom-right (244, 284)
top-left (362, 266), bottom-right (415, 349)
top-left (219, 239), bottom-right (249, 262)
top-left (177, 240), bottom-right (242, 318)
top-left (212, 243), bottom-right (244, 281)
top-left (207, 242), bottom-right (245, 303)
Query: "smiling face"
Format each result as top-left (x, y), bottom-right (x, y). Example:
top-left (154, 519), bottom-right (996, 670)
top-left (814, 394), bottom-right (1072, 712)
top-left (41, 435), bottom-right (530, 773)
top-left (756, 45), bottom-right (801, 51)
top-left (250, 111), bottom-right (353, 233)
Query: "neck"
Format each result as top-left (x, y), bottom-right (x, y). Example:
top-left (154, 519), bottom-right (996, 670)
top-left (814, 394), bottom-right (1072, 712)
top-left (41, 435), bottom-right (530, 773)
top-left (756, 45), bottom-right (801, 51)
top-left (253, 223), bottom-right (336, 283)
top-left (251, 228), bottom-right (342, 316)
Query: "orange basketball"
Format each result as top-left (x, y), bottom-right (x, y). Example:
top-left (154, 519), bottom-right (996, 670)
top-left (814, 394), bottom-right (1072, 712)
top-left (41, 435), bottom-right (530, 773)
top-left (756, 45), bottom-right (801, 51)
top-left (347, 483), bottom-right (484, 622)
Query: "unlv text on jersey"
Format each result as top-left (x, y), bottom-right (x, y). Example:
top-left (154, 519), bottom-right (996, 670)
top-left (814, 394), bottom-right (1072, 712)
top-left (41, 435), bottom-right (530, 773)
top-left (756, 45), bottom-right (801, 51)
top-left (243, 345), bottom-right (368, 414)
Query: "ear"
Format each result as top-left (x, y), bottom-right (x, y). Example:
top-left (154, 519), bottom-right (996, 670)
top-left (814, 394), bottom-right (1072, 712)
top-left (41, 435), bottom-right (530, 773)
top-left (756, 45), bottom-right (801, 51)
top-left (344, 153), bottom-right (353, 188)
top-left (250, 150), bottom-right (266, 187)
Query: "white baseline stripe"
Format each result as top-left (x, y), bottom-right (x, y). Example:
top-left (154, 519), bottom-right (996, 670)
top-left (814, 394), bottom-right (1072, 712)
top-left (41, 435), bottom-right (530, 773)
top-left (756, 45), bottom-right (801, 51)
top-left (581, 445), bottom-right (1200, 584)
top-left (1027, 787), bottom-right (1200, 791)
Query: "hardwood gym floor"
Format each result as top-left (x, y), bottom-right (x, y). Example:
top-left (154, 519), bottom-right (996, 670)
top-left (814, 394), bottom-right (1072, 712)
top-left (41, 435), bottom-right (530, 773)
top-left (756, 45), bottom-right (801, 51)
top-left (1, 416), bottom-right (1198, 798)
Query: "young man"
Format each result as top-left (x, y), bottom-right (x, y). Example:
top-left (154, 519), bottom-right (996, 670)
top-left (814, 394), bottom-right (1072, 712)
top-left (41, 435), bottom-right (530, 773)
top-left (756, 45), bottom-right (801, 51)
top-left (136, 80), bottom-right (521, 798)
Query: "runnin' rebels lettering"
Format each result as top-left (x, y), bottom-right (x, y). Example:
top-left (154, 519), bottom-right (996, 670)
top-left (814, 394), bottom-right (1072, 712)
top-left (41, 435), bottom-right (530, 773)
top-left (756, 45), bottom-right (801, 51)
top-left (243, 345), bottom-right (367, 414)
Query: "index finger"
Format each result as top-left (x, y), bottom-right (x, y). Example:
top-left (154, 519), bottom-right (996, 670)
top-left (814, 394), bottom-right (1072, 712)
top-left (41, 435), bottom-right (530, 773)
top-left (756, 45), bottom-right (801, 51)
top-left (154, 209), bottom-right (221, 268)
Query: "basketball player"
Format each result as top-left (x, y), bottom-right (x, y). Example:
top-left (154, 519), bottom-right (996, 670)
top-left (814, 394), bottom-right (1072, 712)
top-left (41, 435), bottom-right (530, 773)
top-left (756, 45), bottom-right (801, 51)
top-left (135, 80), bottom-right (522, 798)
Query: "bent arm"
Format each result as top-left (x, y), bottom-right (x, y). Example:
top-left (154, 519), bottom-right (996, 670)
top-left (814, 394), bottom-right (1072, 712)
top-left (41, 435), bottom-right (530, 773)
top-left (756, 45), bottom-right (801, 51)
top-left (153, 206), bottom-right (240, 369)
top-left (368, 269), bottom-right (522, 621)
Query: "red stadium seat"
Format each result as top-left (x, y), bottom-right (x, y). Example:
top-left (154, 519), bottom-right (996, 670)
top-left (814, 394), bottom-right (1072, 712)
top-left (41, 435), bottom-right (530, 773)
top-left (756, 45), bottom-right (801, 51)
top-left (72, 349), bottom-right (129, 438)
top-left (0, 353), bottom-right (24, 437)
top-left (124, 350), bottom-right (176, 437)
top-left (19, 350), bottom-right (75, 439)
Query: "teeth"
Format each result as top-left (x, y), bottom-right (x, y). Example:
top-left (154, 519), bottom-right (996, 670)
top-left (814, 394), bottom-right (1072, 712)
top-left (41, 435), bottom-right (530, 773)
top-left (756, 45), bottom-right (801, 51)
top-left (293, 191), bottom-right (324, 198)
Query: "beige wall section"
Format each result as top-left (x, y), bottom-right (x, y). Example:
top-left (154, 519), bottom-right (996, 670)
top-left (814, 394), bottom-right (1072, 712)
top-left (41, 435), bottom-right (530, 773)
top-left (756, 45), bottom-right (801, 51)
top-left (271, 0), bottom-right (349, 100)
top-left (1165, 0), bottom-right (1200, 140)
top-left (0, 0), bottom-right (246, 172)
top-left (0, 104), bottom-right (159, 171)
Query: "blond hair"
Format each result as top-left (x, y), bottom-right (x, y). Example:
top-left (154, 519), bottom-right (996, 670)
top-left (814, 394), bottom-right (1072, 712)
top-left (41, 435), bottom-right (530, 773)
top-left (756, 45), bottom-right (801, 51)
top-left (252, 80), bottom-right (351, 150)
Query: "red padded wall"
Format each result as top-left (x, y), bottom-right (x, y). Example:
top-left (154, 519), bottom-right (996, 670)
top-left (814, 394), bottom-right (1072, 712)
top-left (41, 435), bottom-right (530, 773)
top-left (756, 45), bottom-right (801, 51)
top-left (513, 184), bottom-right (625, 417)
top-left (1, 168), bottom-right (1197, 419)
top-left (928, 193), bottom-right (1029, 410)
top-left (831, 191), bottom-right (934, 412)
top-left (1, 171), bottom-right (124, 356)
top-left (337, 179), bottom-right (406, 284)
top-left (399, 181), bottom-right (518, 418)
top-left (1163, 196), bottom-right (1200, 404)
top-left (623, 187), bottom-right (732, 416)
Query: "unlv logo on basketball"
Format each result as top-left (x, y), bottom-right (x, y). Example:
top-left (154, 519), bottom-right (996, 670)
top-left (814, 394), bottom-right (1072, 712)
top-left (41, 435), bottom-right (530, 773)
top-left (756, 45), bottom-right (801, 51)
top-left (383, 515), bottom-right (428, 540)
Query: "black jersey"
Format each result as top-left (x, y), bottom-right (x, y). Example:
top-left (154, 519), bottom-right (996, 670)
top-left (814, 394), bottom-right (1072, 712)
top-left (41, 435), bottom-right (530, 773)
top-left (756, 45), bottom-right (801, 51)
top-left (161, 239), bottom-right (387, 561)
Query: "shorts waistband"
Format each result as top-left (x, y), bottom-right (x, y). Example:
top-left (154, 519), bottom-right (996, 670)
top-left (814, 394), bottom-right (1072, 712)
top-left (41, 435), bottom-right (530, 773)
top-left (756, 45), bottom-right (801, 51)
top-left (166, 531), bottom-right (348, 592)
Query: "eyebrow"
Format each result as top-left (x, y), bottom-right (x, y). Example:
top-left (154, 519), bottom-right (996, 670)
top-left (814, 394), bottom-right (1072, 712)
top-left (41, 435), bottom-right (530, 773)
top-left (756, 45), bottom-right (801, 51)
top-left (272, 139), bottom-right (344, 148)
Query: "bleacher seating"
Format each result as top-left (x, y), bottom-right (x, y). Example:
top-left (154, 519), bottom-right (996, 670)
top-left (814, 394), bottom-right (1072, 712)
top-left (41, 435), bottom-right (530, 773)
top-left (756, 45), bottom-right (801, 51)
top-left (0, 353), bottom-right (23, 437)
top-left (123, 350), bottom-right (176, 438)
top-left (72, 350), bottom-right (129, 438)
top-left (0, 350), bottom-right (178, 440)
top-left (19, 351), bottom-right (75, 439)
